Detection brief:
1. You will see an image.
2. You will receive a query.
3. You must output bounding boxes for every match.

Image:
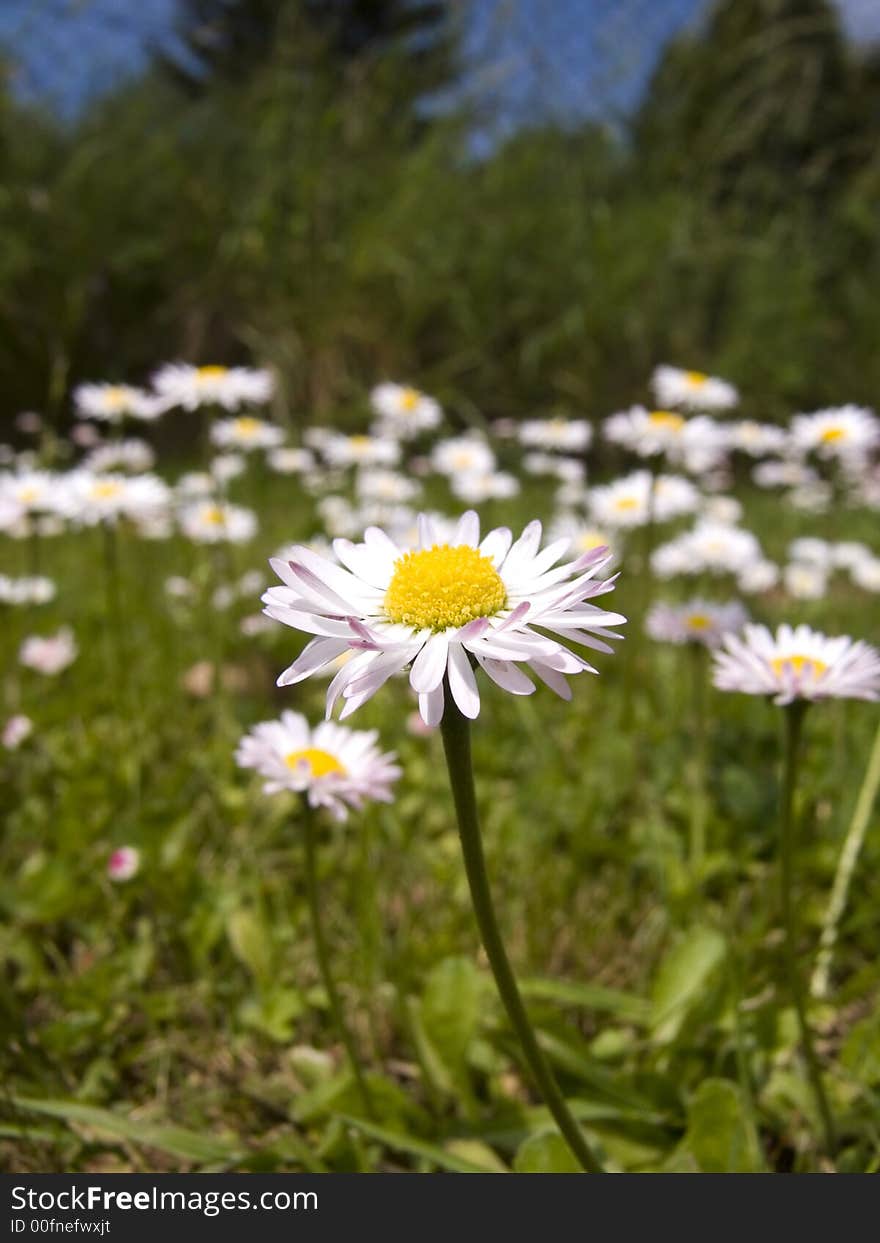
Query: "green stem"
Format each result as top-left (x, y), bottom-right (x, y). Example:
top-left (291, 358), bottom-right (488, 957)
top-left (779, 703), bottom-right (836, 1159)
top-left (439, 694), bottom-right (604, 1173)
top-left (688, 644), bottom-right (708, 879)
top-left (301, 797), bottom-right (375, 1118)
top-left (811, 716), bottom-right (880, 999)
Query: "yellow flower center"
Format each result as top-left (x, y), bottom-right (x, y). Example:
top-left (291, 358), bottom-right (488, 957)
top-left (820, 426), bottom-right (846, 443)
top-left (203, 506), bottom-right (227, 526)
top-left (575, 530), bottom-right (605, 552)
top-left (685, 370), bottom-right (708, 386)
top-left (686, 613), bottom-right (711, 630)
top-left (18, 486), bottom-right (40, 503)
top-left (614, 496), bottom-right (640, 511)
top-left (399, 387), bottom-right (421, 411)
top-left (770, 654), bottom-right (828, 679)
top-left (384, 544), bottom-right (507, 632)
top-left (91, 481), bottom-right (123, 500)
top-left (452, 451), bottom-right (475, 468)
top-left (103, 386), bottom-right (129, 409)
top-left (233, 417), bottom-right (262, 436)
top-left (284, 747), bottom-right (345, 778)
top-left (198, 366), bottom-right (228, 379)
top-left (648, 410), bottom-right (685, 431)
top-left (348, 435), bottom-right (370, 450)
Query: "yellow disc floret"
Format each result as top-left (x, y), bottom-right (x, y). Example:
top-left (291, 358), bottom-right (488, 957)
top-left (384, 544), bottom-right (507, 632)
top-left (770, 654), bottom-right (828, 679)
top-left (686, 613), bottom-right (711, 630)
top-left (285, 748), bottom-right (345, 778)
top-left (685, 370), bottom-right (708, 386)
top-left (400, 387), bottom-right (421, 411)
top-left (91, 480), bottom-right (123, 500)
top-left (233, 417), bottom-right (262, 436)
top-left (820, 426), bottom-right (846, 443)
top-left (648, 410), bottom-right (685, 431)
top-left (197, 365), bottom-right (228, 379)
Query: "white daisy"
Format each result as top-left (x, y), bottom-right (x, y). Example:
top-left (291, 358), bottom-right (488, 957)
top-left (262, 511), bottom-right (625, 726)
top-left (355, 468), bottom-right (420, 505)
top-left (788, 537), bottom-right (834, 569)
top-left (211, 453), bottom-right (247, 484)
top-left (753, 459), bottom-right (818, 489)
top-left (646, 598), bottom-right (748, 648)
top-left (851, 557), bottom-right (880, 592)
top-left (728, 420), bottom-right (789, 457)
top-left (431, 435), bottom-right (496, 478)
top-left (588, 470), bottom-right (699, 529)
top-left (321, 433), bottom-right (401, 469)
top-left (451, 469), bottom-right (520, 503)
top-left (267, 447), bottom-right (315, 475)
top-left (713, 624), bottom-right (880, 704)
top-left (20, 628), bottom-right (78, 675)
top-left (210, 416), bottom-right (285, 452)
top-left (179, 500), bottom-right (258, 544)
top-left (783, 562), bottom-right (828, 601)
top-left (518, 418), bottom-right (592, 454)
top-left (62, 471), bottom-right (171, 527)
top-left (651, 521), bottom-right (762, 578)
top-left (651, 365), bottom-right (739, 412)
top-left (0, 575), bottom-right (56, 605)
top-left (235, 710), bottom-right (401, 821)
top-left (737, 559), bottom-right (780, 595)
top-left (0, 470), bottom-right (65, 516)
top-left (790, 406), bottom-right (880, 462)
top-left (523, 453), bottom-right (585, 483)
top-left (370, 382), bottom-right (442, 438)
top-left (603, 406), bottom-right (726, 471)
top-left (2, 714), bottom-right (33, 750)
top-left (83, 439), bottom-right (156, 474)
top-left (74, 383), bottom-right (159, 423)
top-left (152, 363), bottom-right (274, 412)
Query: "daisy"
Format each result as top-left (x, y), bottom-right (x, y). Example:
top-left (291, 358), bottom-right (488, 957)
top-left (321, 433), bottom-right (400, 469)
top-left (370, 382), bottom-right (442, 438)
top-left (753, 459), bottom-right (817, 489)
top-left (267, 447), bottom-right (315, 475)
top-left (211, 453), bottom-right (247, 484)
top-left (651, 365), bottom-right (739, 412)
top-left (62, 471), bottom-right (171, 527)
top-left (588, 470), bottom-right (699, 529)
top-left (107, 846), bottom-right (141, 882)
top-left (179, 500), bottom-right (258, 544)
top-left (431, 435), bottom-right (496, 478)
top-left (2, 715), bottom-right (33, 750)
top-left (728, 420), bottom-right (789, 457)
top-left (20, 628), bottom-right (78, 675)
top-left (832, 541), bottom-right (873, 572)
top-left (737, 559), bottom-right (780, 594)
top-left (152, 363), bottom-right (274, 412)
top-left (73, 382), bottom-right (159, 423)
top-left (603, 406), bottom-right (726, 471)
top-left (652, 521), bottom-right (762, 578)
top-left (783, 563), bottom-right (828, 601)
top-left (788, 537), bottom-right (833, 569)
top-left (523, 453), bottom-right (585, 483)
top-left (646, 598), bottom-right (748, 648)
top-left (263, 510), bottom-right (625, 726)
top-left (713, 624), bottom-right (880, 704)
top-left (210, 416), bottom-right (285, 452)
top-left (851, 557), bottom-right (880, 592)
top-left (0, 470), bottom-right (64, 516)
top-left (355, 468), bottom-right (420, 505)
top-left (451, 468), bottom-right (520, 503)
top-left (791, 406), bottom-right (880, 462)
top-left (0, 575), bottom-right (56, 605)
top-left (518, 418), bottom-right (592, 454)
top-left (84, 439), bottom-right (156, 474)
top-left (235, 710), bottom-right (401, 821)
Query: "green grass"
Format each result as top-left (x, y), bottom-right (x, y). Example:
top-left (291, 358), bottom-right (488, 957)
top-left (2, 463), bottom-right (879, 1174)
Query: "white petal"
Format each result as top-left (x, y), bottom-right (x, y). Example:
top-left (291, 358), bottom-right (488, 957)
top-left (409, 632), bottom-right (449, 693)
top-left (419, 683), bottom-right (445, 726)
top-left (447, 644), bottom-right (481, 719)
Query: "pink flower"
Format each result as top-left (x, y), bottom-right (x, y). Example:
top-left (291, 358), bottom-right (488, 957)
top-left (107, 847), bottom-right (140, 882)
top-left (2, 715), bottom-right (33, 750)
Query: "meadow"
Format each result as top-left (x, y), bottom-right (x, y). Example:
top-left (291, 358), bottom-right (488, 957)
top-left (1, 367), bottom-right (879, 1174)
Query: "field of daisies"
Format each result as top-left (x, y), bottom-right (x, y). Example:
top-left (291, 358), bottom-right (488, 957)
top-left (2, 360), bottom-right (879, 1175)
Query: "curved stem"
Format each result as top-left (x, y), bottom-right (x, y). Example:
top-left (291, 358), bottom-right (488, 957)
top-left (440, 695), bottom-right (604, 1173)
top-left (301, 797), bottom-right (375, 1118)
top-left (811, 716), bottom-right (880, 999)
top-left (779, 704), bottom-right (836, 1159)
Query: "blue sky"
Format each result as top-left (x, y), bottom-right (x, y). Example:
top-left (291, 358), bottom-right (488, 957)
top-left (1, 0), bottom-right (878, 121)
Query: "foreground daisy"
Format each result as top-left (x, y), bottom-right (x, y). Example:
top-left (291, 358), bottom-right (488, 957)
top-left (263, 510), bottom-right (625, 725)
top-left (712, 624), bottom-right (880, 705)
top-left (236, 710), bottom-right (400, 821)
top-left (651, 364), bottom-right (739, 412)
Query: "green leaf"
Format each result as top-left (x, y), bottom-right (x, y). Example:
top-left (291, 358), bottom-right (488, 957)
top-left (419, 956), bottom-right (482, 1086)
top-left (650, 926), bottom-right (727, 1041)
top-left (513, 1131), bottom-right (581, 1173)
top-left (338, 1115), bottom-right (503, 1173)
top-left (521, 977), bottom-right (650, 1025)
top-left (11, 1097), bottom-right (242, 1165)
top-left (226, 907), bottom-right (273, 984)
top-left (679, 1079), bottom-right (764, 1173)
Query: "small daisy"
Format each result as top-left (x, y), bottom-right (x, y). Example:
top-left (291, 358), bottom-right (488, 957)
top-left (518, 418), bottom-right (592, 454)
top-left (713, 624), bottom-right (880, 704)
top-left (152, 363), bottom-right (274, 412)
top-left (851, 557), bottom-right (880, 592)
top-left (728, 420), bottom-right (789, 457)
top-left (267, 447), bottom-right (315, 475)
top-left (783, 562), bottom-right (828, 601)
top-left (451, 468), bottom-right (520, 503)
top-left (321, 433), bottom-right (400, 469)
top-left (2, 714), bottom-right (33, 750)
top-left (603, 406), bottom-right (725, 471)
top-left (84, 439), bottom-right (156, 474)
top-left (646, 599), bottom-right (748, 648)
top-left (20, 628), bottom-right (78, 675)
top-left (210, 416), bottom-right (285, 452)
top-left (0, 470), bottom-right (64, 516)
top-left (737, 559), bottom-right (780, 594)
top-left (355, 468), bottom-right (420, 505)
top-left (74, 383), bottom-right (159, 423)
top-left (263, 510), bottom-right (625, 726)
top-left (370, 382), bottom-right (442, 438)
top-left (788, 537), bottom-right (834, 568)
top-left (235, 710), bottom-right (401, 821)
top-left (753, 459), bottom-right (817, 489)
top-left (652, 521), bottom-right (762, 578)
top-left (179, 500), bottom-right (258, 544)
top-left (211, 452), bottom-right (247, 484)
top-left (651, 365), bottom-right (739, 412)
top-left (791, 406), bottom-right (880, 462)
top-left (107, 846), bottom-right (141, 882)
top-left (0, 575), bottom-right (56, 605)
top-left (588, 471), bottom-right (699, 529)
top-left (62, 471), bottom-right (171, 527)
top-left (431, 436), bottom-right (496, 478)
